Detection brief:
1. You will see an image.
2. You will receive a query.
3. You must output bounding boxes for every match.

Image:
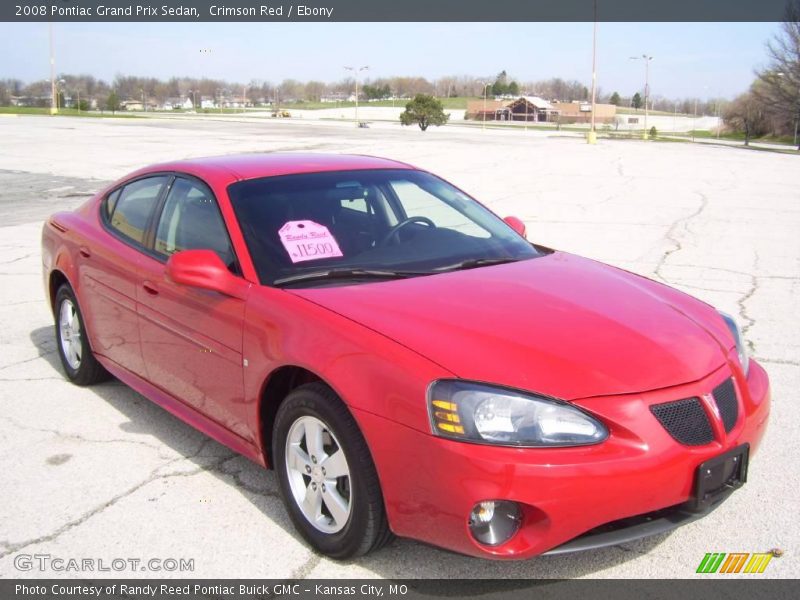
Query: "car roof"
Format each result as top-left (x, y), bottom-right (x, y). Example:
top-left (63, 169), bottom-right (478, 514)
top-left (135, 153), bottom-right (416, 184)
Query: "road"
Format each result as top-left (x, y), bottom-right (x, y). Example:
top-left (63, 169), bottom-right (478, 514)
top-left (0, 115), bottom-right (797, 578)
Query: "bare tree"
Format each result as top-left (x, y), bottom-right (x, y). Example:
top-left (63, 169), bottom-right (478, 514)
top-left (724, 91), bottom-right (769, 145)
top-left (754, 0), bottom-right (800, 148)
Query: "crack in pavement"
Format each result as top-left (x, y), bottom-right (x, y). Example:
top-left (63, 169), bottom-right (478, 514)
top-left (653, 191), bottom-right (709, 284)
top-left (289, 554), bottom-right (322, 580)
top-left (737, 252), bottom-right (760, 355)
top-left (0, 415), bottom-right (174, 455)
top-left (0, 351), bottom-right (57, 372)
top-left (758, 357), bottom-right (800, 367)
top-left (0, 376), bottom-right (62, 382)
top-left (0, 252), bottom-right (37, 265)
top-left (0, 438), bottom-right (238, 560)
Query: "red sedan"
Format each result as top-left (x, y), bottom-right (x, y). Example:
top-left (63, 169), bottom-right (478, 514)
top-left (41, 154), bottom-right (770, 559)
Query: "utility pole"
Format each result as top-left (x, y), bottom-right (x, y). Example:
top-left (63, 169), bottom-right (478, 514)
top-left (630, 54), bottom-right (653, 139)
top-left (49, 23), bottom-right (57, 115)
top-left (479, 81), bottom-right (490, 131)
top-left (588, 0), bottom-right (598, 144)
top-left (344, 65), bottom-right (368, 126)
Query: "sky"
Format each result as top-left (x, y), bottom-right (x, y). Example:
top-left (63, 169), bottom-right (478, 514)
top-left (0, 21), bottom-right (781, 99)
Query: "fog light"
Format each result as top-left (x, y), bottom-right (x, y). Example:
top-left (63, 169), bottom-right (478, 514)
top-left (468, 500), bottom-right (522, 546)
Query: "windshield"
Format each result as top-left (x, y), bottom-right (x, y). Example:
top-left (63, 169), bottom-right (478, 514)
top-left (228, 169), bottom-right (541, 286)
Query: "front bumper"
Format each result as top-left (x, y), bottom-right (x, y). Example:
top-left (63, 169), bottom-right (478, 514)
top-left (355, 357), bottom-right (770, 559)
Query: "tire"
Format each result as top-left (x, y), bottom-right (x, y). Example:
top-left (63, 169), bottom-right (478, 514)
top-left (273, 382), bottom-right (393, 559)
top-left (54, 283), bottom-right (110, 386)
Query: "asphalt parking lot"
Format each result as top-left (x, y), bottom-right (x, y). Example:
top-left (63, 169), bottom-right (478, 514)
top-left (0, 115), bottom-right (797, 578)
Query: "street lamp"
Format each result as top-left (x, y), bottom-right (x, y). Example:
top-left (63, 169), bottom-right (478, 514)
top-left (588, 0), bottom-right (598, 144)
top-left (140, 88), bottom-right (146, 113)
top-left (344, 65), bottom-right (369, 126)
top-left (479, 81), bottom-right (491, 131)
top-left (49, 23), bottom-right (57, 115)
top-left (630, 54), bottom-right (653, 139)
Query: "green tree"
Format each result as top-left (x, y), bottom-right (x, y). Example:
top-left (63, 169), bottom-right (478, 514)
top-left (631, 92), bottom-right (642, 109)
top-left (106, 90), bottom-right (120, 113)
top-left (609, 91), bottom-right (621, 106)
top-left (399, 94), bottom-right (449, 131)
top-left (507, 81), bottom-right (520, 96)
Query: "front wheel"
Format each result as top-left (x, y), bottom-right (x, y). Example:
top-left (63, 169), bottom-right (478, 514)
top-left (273, 383), bottom-right (392, 558)
top-left (54, 283), bottom-right (109, 386)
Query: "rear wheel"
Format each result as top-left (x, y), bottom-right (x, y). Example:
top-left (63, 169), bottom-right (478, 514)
top-left (54, 284), bottom-right (109, 386)
top-left (273, 383), bottom-right (392, 558)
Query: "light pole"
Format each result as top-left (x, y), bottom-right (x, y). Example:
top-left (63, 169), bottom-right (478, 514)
top-left (630, 54), bottom-right (653, 139)
top-left (344, 65), bottom-right (368, 126)
top-left (588, 0), bottom-right (598, 144)
top-left (140, 88), bottom-right (146, 112)
top-left (49, 24), bottom-right (57, 115)
top-left (479, 81), bottom-right (491, 131)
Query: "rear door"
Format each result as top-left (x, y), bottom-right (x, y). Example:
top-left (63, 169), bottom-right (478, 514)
top-left (136, 176), bottom-right (249, 439)
top-left (80, 175), bottom-right (169, 377)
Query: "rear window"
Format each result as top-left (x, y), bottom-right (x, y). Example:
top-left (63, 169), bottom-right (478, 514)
top-left (105, 176), bottom-right (168, 245)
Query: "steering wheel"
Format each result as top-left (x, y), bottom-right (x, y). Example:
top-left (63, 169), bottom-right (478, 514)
top-left (378, 216), bottom-right (436, 247)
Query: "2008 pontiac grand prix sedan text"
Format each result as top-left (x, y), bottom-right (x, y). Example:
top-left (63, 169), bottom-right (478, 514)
top-left (41, 153), bottom-right (770, 559)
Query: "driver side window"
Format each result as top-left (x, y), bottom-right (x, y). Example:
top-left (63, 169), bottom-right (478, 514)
top-left (154, 178), bottom-right (237, 270)
top-left (389, 180), bottom-right (490, 238)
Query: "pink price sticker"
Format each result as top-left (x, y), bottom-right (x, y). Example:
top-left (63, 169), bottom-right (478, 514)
top-left (278, 220), bottom-right (344, 263)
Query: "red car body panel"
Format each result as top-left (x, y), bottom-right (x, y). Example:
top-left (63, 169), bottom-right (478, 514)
top-left (40, 153), bottom-right (771, 559)
top-left (293, 252), bottom-right (730, 402)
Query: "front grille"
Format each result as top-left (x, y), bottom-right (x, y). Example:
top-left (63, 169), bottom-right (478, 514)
top-left (650, 397), bottom-right (714, 446)
top-left (712, 378), bottom-right (739, 433)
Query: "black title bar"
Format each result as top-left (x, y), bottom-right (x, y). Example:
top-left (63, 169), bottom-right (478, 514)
top-left (2, 0), bottom-right (795, 22)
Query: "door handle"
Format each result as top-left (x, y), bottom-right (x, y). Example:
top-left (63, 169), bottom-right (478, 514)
top-left (78, 247), bottom-right (91, 258)
top-left (142, 282), bottom-right (159, 296)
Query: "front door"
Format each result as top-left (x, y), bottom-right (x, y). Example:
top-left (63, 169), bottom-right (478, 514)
top-left (136, 176), bottom-right (249, 440)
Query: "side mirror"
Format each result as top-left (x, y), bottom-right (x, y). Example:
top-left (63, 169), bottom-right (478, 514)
top-left (166, 250), bottom-right (248, 300)
top-left (503, 216), bottom-right (527, 238)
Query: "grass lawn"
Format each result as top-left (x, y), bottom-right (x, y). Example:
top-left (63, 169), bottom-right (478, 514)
top-left (0, 106), bottom-right (141, 118)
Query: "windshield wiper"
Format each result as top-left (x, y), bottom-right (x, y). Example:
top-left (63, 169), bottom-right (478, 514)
top-left (273, 268), bottom-right (428, 287)
top-left (434, 257), bottom-right (522, 272)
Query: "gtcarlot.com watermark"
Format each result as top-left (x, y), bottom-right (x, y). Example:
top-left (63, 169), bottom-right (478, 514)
top-left (14, 553), bottom-right (194, 573)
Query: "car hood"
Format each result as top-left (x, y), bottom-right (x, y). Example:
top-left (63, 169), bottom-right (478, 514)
top-left (291, 252), bottom-right (730, 400)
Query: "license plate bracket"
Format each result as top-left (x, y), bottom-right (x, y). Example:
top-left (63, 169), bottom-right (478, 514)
top-left (690, 443), bottom-right (749, 511)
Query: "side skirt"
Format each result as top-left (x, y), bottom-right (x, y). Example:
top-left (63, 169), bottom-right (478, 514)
top-left (96, 354), bottom-right (267, 468)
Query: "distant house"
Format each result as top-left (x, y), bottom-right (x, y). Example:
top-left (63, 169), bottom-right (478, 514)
top-left (465, 96), bottom-right (617, 124)
top-left (162, 97), bottom-right (194, 110)
top-left (200, 97), bottom-right (216, 109)
top-left (121, 100), bottom-right (144, 111)
top-left (121, 99), bottom-right (157, 111)
top-left (465, 96), bottom-right (557, 122)
top-left (321, 93), bottom-right (348, 103)
top-left (10, 95), bottom-right (50, 107)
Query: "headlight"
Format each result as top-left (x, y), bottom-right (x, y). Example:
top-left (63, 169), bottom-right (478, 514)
top-left (428, 380), bottom-right (608, 447)
top-left (718, 311), bottom-right (750, 376)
